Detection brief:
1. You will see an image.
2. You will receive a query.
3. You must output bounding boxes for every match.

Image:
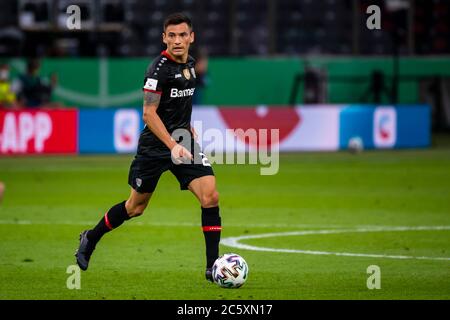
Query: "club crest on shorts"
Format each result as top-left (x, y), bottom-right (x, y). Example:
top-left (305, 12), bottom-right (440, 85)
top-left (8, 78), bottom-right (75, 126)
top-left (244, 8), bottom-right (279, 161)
top-left (136, 178), bottom-right (142, 187)
top-left (183, 68), bottom-right (191, 80)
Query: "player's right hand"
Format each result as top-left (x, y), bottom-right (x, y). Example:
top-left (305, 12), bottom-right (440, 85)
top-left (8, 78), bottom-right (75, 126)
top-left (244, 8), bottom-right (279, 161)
top-left (170, 144), bottom-right (193, 165)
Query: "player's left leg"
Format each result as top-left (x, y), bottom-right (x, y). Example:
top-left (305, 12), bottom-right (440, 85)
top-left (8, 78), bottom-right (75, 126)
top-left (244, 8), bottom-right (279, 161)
top-left (188, 175), bottom-right (221, 282)
top-left (170, 145), bottom-right (219, 282)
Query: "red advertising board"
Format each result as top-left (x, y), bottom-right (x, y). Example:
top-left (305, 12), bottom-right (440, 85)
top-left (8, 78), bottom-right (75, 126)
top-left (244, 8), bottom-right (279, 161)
top-left (0, 109), bottom-right (78, 154)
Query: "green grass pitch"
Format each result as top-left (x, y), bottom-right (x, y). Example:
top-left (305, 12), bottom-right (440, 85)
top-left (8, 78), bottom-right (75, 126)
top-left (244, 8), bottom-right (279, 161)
top-left (0, 144), bottom-right (449, 300)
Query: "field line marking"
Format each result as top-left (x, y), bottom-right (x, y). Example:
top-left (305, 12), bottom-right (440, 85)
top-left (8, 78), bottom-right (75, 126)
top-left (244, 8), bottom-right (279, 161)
top-left (221, 226), bottom-right (450, 261)
top-left (2, 219), bottom-right (449, 260)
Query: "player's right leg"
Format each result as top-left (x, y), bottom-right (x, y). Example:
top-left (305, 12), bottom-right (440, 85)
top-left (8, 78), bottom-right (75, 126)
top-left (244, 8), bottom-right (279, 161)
top-left (75, 189), bottom-right (152, 271)
top-left (76, 154), bottom-right (167, 271)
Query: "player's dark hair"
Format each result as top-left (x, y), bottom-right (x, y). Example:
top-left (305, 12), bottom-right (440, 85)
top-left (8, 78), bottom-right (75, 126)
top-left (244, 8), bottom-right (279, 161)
top-left (163, 12), bottom-right (193, 32)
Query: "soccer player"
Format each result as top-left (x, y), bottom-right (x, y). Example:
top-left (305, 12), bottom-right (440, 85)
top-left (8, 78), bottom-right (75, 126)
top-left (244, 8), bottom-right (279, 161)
top-left (75, 13), bottom-right (221, 282)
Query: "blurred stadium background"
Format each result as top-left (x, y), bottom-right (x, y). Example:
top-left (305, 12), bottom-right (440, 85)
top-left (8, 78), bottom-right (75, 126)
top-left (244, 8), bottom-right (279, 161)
top-left (0, 0), bottom-right (449, 300)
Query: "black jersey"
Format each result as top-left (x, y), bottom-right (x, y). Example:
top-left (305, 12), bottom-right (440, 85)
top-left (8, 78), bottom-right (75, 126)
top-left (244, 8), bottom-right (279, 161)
top-left (137, 50), bottom-right (196, 156)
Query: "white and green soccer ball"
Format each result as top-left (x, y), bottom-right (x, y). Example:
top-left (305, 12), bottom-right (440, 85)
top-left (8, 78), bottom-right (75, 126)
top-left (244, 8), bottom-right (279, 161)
top-left (348, 136), bottom-right (364, 153)
top-left (212, 253), bottom-right (249, 288)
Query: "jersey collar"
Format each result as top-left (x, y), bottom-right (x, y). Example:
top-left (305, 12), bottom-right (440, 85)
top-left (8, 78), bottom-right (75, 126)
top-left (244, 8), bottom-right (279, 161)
top-left (161, 50), bottom-right (188, 64)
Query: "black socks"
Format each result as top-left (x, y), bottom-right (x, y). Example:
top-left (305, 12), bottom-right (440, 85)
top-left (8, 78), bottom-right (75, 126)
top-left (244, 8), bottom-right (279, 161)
top-left (87, 200), bottom-right (130, 245)
top-left (86, 202), bottom-right (221, 269)
top-left (201, 206), bottom-right (222, 268)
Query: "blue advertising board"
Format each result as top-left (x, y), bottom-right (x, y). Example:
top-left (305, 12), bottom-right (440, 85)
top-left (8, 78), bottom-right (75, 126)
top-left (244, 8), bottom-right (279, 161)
top-left (79, 108), bottom-right (143, 153)
top-left (77, 105), bottom-right (431, 154)
top-left (339, 105), bottom-right (430, 150)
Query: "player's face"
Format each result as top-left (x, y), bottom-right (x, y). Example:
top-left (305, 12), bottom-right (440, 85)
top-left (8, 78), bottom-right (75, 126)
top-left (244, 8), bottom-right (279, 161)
top-left (163, 23), bottom-right (194, 62)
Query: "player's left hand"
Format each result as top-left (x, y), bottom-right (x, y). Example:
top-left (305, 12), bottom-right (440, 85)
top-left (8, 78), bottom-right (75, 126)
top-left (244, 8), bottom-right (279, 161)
top-left (171, 144), bottom-right (193, 165)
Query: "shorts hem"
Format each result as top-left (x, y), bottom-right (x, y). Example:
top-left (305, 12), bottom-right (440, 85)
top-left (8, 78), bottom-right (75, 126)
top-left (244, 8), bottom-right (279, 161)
top-left (179, 172), bottom-right (215, 190)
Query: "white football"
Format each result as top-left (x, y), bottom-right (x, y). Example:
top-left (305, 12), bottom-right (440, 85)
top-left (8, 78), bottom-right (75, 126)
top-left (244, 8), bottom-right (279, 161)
top-left (348, 136), bottom-right (364, 153)
top-left (212, 253), bottom-right (249, 288)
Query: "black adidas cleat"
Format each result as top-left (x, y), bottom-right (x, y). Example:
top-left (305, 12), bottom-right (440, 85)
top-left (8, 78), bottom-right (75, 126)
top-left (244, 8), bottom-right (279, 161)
top-left (75, 230), bottom-right (96, 271)
top-left (205, 268), bottom-right (214, 283)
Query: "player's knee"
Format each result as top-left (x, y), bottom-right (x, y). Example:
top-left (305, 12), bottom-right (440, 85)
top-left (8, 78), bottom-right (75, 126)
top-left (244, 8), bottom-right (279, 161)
top-left (127, 207), bottom-right (144, 218)
top-left (201, 190), bottom-right (219, 208)
top-left (131, 203), bottom-right (147, 217)
top-left (129, 211), bottom-right (143, 218)
top-left (125, 201), bottom-right (147, 217)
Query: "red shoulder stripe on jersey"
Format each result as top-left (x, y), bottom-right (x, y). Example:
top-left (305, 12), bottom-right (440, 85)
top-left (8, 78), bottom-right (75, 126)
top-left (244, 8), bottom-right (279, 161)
top-left (143, 89), bottom-right (162, 95)
top-left (161, 50), bottom-right (177, 62)
top-left (202, 226), bottom-right (222, 232)
top-left (104, 212), bottom-right (113, 230)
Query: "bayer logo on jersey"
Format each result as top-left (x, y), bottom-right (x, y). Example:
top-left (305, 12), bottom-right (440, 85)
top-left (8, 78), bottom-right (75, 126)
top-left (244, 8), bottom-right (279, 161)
top-left (114, 109), bottom-right (140, 153)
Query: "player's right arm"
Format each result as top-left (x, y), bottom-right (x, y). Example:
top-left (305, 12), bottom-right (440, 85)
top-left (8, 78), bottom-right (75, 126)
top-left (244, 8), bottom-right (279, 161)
top-left (142, 91), bottom-right (174, 149)
top-left (142, 92), bottom-right (192, 162)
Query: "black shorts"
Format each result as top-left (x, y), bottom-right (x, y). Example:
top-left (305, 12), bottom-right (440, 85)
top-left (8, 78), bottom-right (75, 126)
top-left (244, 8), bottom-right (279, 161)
top-left (128, 144), bottom-right (214, 193)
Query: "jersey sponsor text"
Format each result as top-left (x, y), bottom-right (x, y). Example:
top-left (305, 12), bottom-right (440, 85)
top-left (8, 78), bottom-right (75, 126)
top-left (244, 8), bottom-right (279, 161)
top-left (170, 88), bottom-right (195, 98)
